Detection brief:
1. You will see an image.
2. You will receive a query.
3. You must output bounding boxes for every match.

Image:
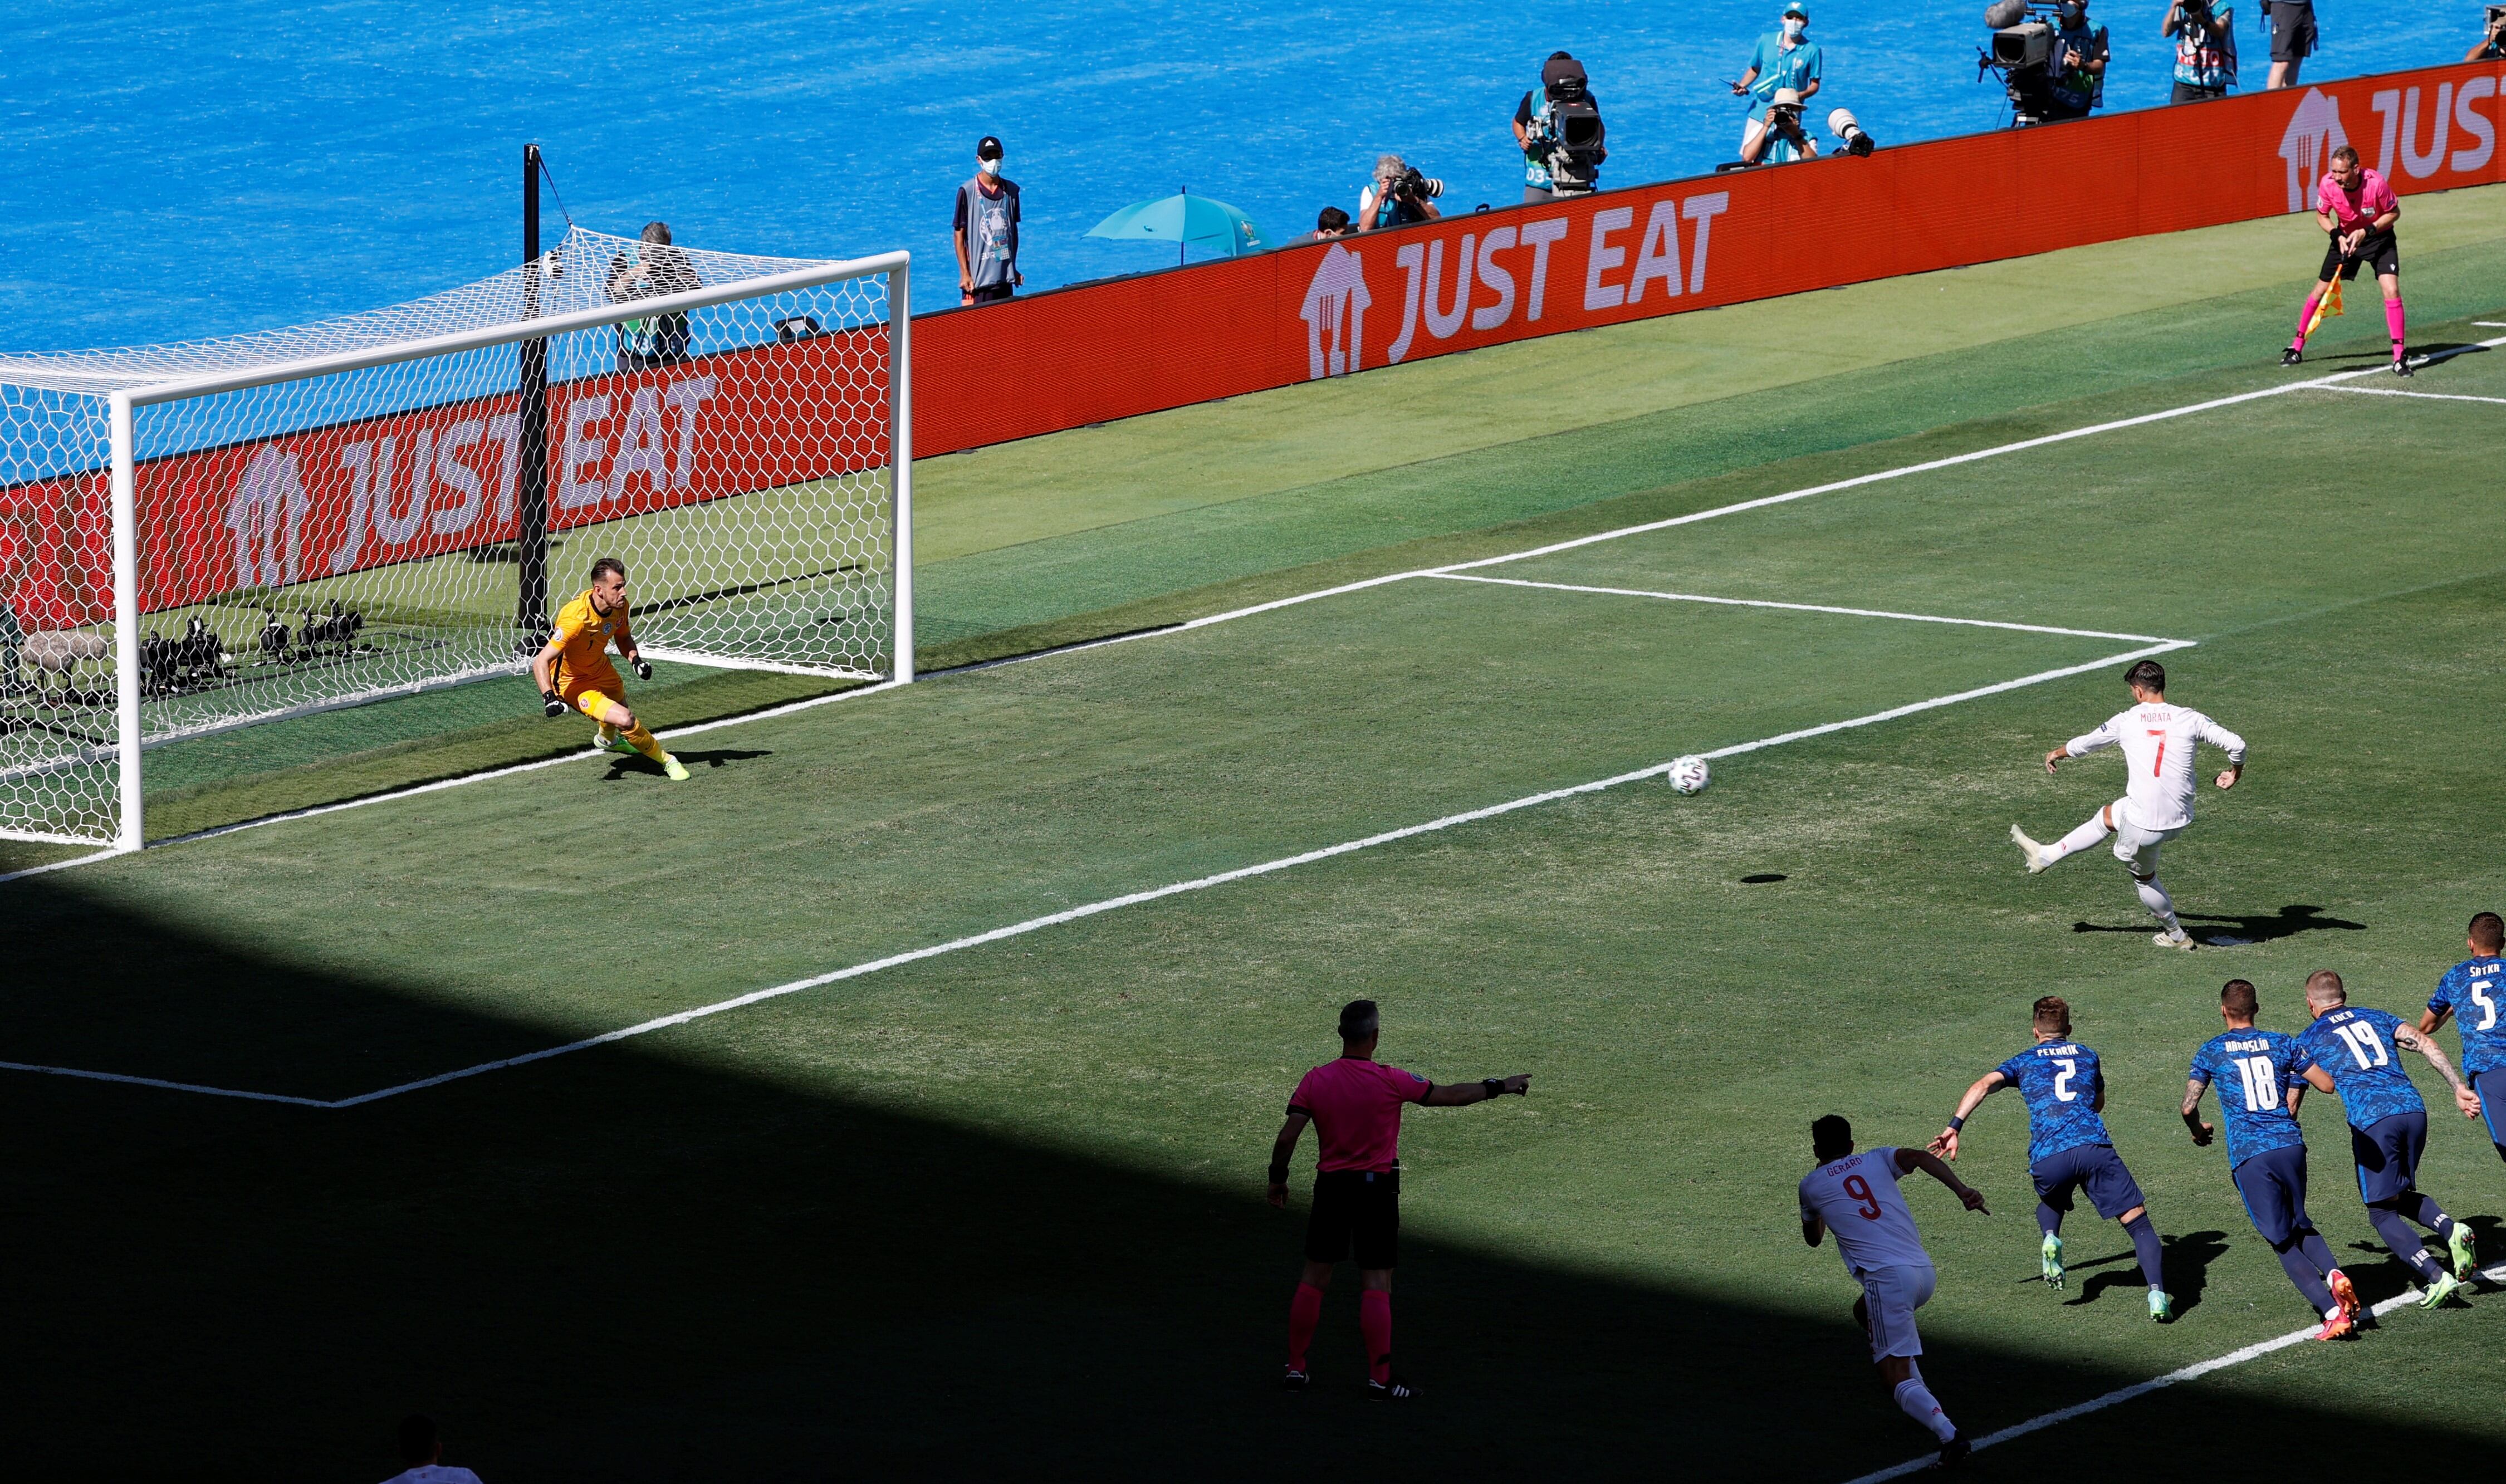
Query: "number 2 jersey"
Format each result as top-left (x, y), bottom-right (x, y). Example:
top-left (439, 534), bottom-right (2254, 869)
top-left (2063, 703), bottom-right (2247, 832)
top-left (2294, 1005), bottom-right (2425, 1128)
top-left (1996, 1040), bottom-right (2113, 1165)
top-left (2189, 1028), bottom-right (2309, 1169)
top-left (1799, 1148), bottom-right (1932, 1277)
top-left (2430, 956), bottom-right (2506, 1077)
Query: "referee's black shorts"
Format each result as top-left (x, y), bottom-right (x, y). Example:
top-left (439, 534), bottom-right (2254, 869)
top-left (2319, 231), bottom-right (2399, 281)
top-left (1305, 1168), bottom-right (1400, 1268)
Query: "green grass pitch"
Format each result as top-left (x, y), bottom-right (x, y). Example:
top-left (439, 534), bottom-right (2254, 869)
top-left (4, 187), bottom-right (2504, 1479)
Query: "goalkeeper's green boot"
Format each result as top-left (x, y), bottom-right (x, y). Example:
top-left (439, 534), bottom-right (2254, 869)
top-left (2448, 1222), bottom-right (2478, 1281)
top-left (596, 726), bottom-right (636, 756)
top-left (663, 755), bottom-right (690, 781)
top-left (2041, 1231), bottom-right (2065, 1290)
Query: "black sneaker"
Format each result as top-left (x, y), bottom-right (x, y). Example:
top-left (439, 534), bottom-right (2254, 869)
top-left (1281, 1367), bottom-right (1310, 1391)
top-left (2393, 356), bottom-right (2415, 378)
top-left (2281, 346), bottom-right (2304, 366)
top-left (1364, 1376), bottom-right (1420, 1400)
top-left (1936, 1430), bottom-right (1973, 1469)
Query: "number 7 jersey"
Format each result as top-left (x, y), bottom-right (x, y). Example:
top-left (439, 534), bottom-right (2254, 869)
top-left (2064, 703), bottom-right (2246, 831)
top-left (1800, 1148), bottom-right (1934, 1276)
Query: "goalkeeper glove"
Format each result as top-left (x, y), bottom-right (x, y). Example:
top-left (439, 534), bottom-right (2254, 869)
top-left (542, 689), bottom-right (567, 718)
top-left (633, 657), bottom-right (653, 680)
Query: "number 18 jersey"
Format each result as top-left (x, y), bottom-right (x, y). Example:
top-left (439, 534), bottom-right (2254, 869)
top-left (1800, 1148), bottom-right (1932, 1277)
top-left (2189, 1028), bottom-right (2308, 1169)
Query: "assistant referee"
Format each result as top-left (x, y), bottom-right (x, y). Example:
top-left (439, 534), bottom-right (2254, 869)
top-left (1266, 998), bottom-right (1530, 1398)
top-left (2284, 144), bottom-right (2410, 375)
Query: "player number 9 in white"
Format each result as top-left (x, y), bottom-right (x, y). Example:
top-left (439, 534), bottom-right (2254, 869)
top-left (2052, 1058), bottom-right (2079, 1102)
top-left (2233, 1056), bottom-right (2282, 1112)
top-left (2333, 1022), bottom-right (2390, 1069)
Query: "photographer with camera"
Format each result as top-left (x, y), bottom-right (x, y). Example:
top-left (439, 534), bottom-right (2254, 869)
top-left (2470, 6), bottom-right (2506, 61)
top-left (1357, 155), bottom-right (1443, 232)
top-left (2165, 0), bottom-right (2237, 102)
top-left (1515, 51), bottom-right (1608, 202)
top-left (1734, 5), bottom-right (1824, 164)
top-left (2041, 0), bottom-right (2108, 121)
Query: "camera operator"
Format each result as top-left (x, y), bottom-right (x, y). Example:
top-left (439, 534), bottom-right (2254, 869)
top-left (2470, 6), bottom-right (2506, 61)
top-left (1734, 4), bottom-right (1824, 164)
top-left (2165, 0), bottom-right (2237, 102)
top-left (2260, 0), bottom-right (2314, 89)
top-left (1357, 155), bottom-right (1443, 232)
top-left (1515, 51), bottom-right (1608, 202)
top-left (2038, 0), bottom-right (2108, 121)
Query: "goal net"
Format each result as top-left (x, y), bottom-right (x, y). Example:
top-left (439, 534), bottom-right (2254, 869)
top-left (0, 228), bottom-right (912, 850)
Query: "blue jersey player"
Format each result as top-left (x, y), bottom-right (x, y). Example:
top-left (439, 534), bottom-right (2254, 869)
top-left (2184, 978), bottom-right (2360, 1338)
top-left (1931, 996), bottom-right (2174, 1320)
top-left (2420, 911), bottom-right (2506, 1167)
top-left (2293, 969), bottom-right (2483, 1303)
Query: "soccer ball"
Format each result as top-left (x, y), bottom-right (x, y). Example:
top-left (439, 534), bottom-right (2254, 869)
top-left (1665, 755), bottom-right (1710, 795)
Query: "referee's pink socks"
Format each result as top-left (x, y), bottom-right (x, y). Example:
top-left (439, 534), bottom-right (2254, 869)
top-left (1287, 1282), bottom-right (1324, 1370)
top-left (1359, 1289), bottom-right (1393, 1384)
top-left (2293, 292), bottom-right (2322, 348)
top-left (2384, 297), bottom-right (2406, 355)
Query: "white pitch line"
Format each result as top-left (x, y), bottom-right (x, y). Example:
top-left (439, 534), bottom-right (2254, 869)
top-left (2304, 384), bottom-right (2506, 406)
top-left (1841, 1260), bottom-right (2506, 1484)
top-left (14, 339), bottom-right (2493, 876)
top-left (1427, 574), bottom-right (2177, 644)
top-left (2, 639), bottom-right (2185, 1109)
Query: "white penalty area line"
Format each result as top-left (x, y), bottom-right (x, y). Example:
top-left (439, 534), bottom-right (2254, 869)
top-left (1, 638), bottom-right (2185, 1110)
top-left (1842, 1260), bottom-right (2506, 1484)
top-left (2302, 384), bottom-right (2506, 406)
top-left (11, 337), bottom-right (2491, 880)
top-left (1425, 574), bottom-right (2181, 645)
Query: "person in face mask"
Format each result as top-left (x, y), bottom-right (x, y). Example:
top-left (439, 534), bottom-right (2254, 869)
top-left (1733, 4), bottom-right (1824, 165)
top-left (2039, 0), bottom-right (2109, 122)
top-left (953, 135), bottom-right (1023, 307)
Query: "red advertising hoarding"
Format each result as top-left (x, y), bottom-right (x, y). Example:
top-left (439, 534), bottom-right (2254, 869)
top-left (1, 62), bottom-right (2495, 632)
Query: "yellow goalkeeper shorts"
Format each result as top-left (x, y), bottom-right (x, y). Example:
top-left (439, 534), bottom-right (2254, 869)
top-left (564, 682), bottom-right (624, 722)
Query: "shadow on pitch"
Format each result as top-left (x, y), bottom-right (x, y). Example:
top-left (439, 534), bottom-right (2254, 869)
top-left (1, 871), bottom-right (2500, 1481)
top-left (2070, 904), bottom-right (2365, 944)
top-left (601, 746), bottom-right (775, 779)
top-left (2043, 1229), bottom-right (2226, 1315)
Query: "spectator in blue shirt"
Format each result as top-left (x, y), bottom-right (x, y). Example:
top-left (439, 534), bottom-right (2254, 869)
top-left (1734, 4), bottom-right (1823, 166)
top-left (2164, 0), bottom-right (2237, 103)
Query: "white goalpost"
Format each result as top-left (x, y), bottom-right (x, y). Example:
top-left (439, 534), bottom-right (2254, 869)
top-left (0, 228), bottom-right (912, 851)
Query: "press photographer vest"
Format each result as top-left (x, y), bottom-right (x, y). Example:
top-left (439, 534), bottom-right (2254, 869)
top-left (2172, 13), bottom-right (2235, 89)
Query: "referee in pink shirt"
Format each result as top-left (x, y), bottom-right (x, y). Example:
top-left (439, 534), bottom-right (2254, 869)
top-left (2285, 144), bottom-right (2411, 375)
top-left (1266, 998), bottom-right (1531, 1398)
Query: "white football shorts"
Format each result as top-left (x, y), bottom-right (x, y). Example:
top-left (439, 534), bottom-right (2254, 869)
top-left (1859, 1262), bottom-right (1937, 1361)
top-left (2109, 800), bottom-right (2186, 875)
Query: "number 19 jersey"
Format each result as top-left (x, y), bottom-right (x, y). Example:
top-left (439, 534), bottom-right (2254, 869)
top-left (1800, 1148), bottom-right (1932, 1277)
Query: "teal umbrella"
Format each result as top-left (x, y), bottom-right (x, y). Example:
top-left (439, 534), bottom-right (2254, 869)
top-left (1085, 187), bottom-right (1269, 263)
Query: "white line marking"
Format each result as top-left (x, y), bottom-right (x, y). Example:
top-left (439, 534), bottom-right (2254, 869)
top-left (1839, 1260), bottom-right (2506, 1484)
top-left (18, 339), bottom-right (2493, 874)
top-left (4, 640), bottom-right (2186, 1108)
top-left (1427, 574), bottom-right (2177, 644)
top-left (2304, 384), bottom-right (2506, 406)
top-left (2475, 322), bottom-right (2506, 327)
top-left (0, 848), bottom-right (125, 886)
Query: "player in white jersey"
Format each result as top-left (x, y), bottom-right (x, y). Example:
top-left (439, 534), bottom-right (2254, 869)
top-left (2011, 659), bottom-right (2247, 952)
top-left (1799, 1114), bottom-right (1989, 1470)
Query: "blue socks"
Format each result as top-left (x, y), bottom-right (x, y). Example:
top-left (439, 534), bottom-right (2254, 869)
top-left (2123, 1213), bottom-right (2166, 1291)
top-left (2037, 1203), bottom-right (2063, 1238)
top-left (2273, 1236), bottom-right (2337, 1314)
top-left (2367, 1205), bottom-right (2445, 1282)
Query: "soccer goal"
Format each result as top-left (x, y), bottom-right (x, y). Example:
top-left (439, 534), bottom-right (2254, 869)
top-left (0, 229), bottom-right (912, 850)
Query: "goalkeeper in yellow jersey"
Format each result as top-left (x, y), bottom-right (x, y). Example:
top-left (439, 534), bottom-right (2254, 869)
top-left (531, 556), bottom-right (689, 781)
